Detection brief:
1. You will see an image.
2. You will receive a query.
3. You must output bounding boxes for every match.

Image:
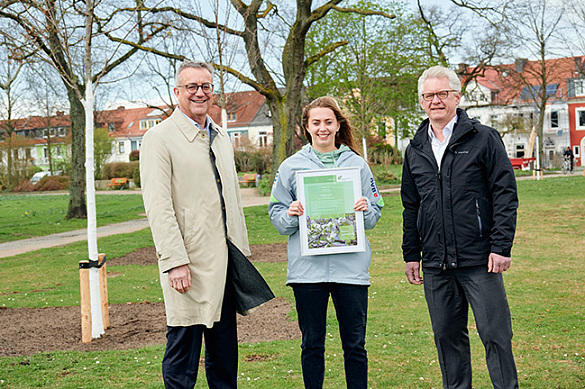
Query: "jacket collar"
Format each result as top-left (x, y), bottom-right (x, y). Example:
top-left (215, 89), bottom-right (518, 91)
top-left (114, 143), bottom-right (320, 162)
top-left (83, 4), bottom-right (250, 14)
top-left (171, 109), bottom-right (227, 142)
top-left (411, 108), bottom-right (476, 149)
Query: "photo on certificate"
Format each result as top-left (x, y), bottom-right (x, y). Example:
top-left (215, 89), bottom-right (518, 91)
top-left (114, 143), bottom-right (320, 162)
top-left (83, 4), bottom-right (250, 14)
top-left (296, 167), bottom-right (366, 256)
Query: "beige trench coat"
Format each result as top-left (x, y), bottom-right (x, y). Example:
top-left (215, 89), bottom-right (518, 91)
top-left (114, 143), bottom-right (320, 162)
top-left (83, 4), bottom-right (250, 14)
top-left (140, 109), bottom-right (250, 327)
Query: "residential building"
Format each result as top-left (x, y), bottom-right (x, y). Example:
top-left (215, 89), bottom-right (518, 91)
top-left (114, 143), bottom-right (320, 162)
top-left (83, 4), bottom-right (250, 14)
top-left (0, 90), bottom-right (273, 172)
top-left (459, 56), bottom-right (585, 168)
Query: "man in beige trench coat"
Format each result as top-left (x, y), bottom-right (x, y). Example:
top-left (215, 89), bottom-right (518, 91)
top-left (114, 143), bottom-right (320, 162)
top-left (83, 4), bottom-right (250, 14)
top-left (141, 60), bottom-right (263, 388)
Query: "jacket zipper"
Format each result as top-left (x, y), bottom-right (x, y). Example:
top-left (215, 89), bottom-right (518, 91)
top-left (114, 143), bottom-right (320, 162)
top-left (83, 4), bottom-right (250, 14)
top-left (475, 199), bottom-right (483, 238)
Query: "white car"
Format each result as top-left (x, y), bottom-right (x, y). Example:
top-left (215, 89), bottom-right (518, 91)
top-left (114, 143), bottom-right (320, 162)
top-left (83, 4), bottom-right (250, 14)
top-left (30, 171), bottom-right (51, 184)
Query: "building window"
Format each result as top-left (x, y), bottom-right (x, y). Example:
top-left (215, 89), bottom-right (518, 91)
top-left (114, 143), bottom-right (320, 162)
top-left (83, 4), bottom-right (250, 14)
top-left (577, 109), bottom-right (585, 130)
top-left (230, 132), bottom-right (242, 148)
top-left (227, 112), bottom-right (237, 122)
top-left (119, 142), bottom-right (125, 154)
top-left (574, 145), bottom-right (580, 157)
top-left (515, 144), bottom-right (525, 158)
top-left (108, 123), bottom-right (115, 132)
top-left (550, 110), bottom-right (559, 128)
top-left (258, 131), bottom-right (268, 148)
top-left (131, 140), bottom-right (138, 151)
top-left (139, 118), bottom-right (161, 131)
top-left (55, 145), bottom-right (61, 157)
top-left (575, 79), bottom-right (585, 96)
top-left (43, 147), bottom-right (48, 159)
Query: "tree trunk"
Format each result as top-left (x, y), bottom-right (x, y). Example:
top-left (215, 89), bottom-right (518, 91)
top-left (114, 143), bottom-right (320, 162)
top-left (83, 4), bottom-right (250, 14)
top-left (66, 86), bottom-right (87, 219)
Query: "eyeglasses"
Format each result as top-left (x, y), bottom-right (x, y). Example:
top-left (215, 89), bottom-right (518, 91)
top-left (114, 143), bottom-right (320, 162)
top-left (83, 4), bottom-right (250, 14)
top-left (178, 83), bottom-right (214, 94)
top-left (421, 89), bottom-right (458, 101)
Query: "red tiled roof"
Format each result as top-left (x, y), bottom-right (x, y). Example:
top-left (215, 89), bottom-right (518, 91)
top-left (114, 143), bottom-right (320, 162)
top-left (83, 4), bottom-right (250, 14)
top-left (1, 90), bottom-right (267, 145)
top-left (463, 56), bottom-right (585, 104)
top-left (208, 90), bottom-right (266, 128)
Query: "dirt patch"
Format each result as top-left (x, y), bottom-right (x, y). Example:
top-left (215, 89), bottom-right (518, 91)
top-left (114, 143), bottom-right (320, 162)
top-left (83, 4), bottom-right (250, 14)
top-left (108, 243), bottom-right (288, 266)
top-left (0, 243), bottom-right (299, 357)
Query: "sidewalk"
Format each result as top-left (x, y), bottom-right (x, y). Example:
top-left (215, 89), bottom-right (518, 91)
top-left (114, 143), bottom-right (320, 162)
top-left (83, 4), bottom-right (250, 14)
top-left (0, 188), bottom-right (269, 259)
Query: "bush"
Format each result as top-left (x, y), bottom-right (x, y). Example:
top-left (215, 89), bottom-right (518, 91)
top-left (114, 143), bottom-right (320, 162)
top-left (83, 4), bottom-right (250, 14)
top-left (129, 150), bottom-right (140, 161)
top-left (102, 161), bottom-right (139, 179)
top-left (26, 166), bottom-right (43, 179)
top-left (234, 147), bottom-right (272, 175)
top-left (369, 143), bottom-right (403, 166)
top-left (36, 176), bottom-right (69, 191)
top-left (374, 170), bottom-right (400, 185)
top-left (256, 173), bottom-right (273, 196)
top-left (13, 175), bottom-right (69, 192)
top-left (133, 166), bottom-right (141, 188)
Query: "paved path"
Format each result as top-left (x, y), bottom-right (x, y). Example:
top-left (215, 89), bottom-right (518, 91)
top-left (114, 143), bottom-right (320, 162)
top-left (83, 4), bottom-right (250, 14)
top-left (1, 172), bottom-right (582, 259)
top-left (0, 188), bottom-right (269, 259)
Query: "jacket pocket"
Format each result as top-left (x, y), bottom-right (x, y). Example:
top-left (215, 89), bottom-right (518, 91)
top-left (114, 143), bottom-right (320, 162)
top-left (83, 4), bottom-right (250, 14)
top-left (475, 198), bottom-right (483, 238)
top-left (183, 208), bottom-right (208, 252)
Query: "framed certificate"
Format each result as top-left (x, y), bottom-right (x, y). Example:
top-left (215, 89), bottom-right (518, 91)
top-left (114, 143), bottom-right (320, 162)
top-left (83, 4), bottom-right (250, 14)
top-left (296, 167), bottom-right (365, 256)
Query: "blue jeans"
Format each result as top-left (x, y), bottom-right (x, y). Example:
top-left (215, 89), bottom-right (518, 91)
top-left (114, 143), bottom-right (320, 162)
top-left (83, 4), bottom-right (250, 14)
top-left (292, 283), bottom-right (368, 389)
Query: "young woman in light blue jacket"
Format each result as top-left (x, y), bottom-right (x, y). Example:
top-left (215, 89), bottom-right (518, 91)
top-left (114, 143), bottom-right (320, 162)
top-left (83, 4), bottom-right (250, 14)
top-left (268, 96), bottom-right (383, 389)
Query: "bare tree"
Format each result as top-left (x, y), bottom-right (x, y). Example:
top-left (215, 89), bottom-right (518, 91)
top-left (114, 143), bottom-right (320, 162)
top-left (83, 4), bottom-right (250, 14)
top-left (0, 0), bottom-right (164, 218)
top-left (106, 0), bottom-right (394, 168)
top-left (497, 0), bottom-right (566, 165)
top-left (0, 37), bottom-right (25, 189)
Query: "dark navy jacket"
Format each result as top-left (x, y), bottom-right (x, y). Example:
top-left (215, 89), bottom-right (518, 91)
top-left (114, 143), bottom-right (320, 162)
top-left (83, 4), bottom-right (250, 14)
top-left (401, 109), bottom-right (518, 270)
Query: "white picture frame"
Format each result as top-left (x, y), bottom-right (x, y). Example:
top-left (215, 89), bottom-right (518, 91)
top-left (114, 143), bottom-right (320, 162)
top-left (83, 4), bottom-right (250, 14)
top-left (296, 167), bottom-right (365, 256)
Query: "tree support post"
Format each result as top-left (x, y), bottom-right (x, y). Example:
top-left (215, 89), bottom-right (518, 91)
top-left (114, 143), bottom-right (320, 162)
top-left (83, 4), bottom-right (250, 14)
top-left (79, 253), bottom-right (108, 343)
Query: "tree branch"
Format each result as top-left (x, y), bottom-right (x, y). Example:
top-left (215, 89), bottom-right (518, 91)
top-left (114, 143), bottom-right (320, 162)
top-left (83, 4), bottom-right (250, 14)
top-left (304, 40), bottom-right (347, 68)
top-left (331, 5), bottom-right (395, 19)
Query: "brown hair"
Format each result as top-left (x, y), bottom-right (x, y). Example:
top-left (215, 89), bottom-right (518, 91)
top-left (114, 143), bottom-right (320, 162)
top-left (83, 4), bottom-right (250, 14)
top-left (301, 96), bottom-right (359, 155)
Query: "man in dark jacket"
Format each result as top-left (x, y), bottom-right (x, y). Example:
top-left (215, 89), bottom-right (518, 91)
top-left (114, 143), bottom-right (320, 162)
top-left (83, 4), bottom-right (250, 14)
top-left (401, 65), bottom-right (519, 389)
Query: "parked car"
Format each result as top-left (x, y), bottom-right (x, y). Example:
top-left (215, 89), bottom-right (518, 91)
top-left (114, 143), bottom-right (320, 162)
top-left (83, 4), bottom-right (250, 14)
top-left (30, 171), bottom-right (51, 184)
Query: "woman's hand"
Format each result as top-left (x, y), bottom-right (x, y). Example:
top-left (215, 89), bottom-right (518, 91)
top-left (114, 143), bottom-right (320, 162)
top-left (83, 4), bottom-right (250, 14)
top-left (288, 200), bottom-right (304, 216)
top-left (354, 197), bottom-right (368, 212)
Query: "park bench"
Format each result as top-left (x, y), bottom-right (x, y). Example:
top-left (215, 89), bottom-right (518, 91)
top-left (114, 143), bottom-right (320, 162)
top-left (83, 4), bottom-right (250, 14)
top-left (238, 174), bottom-right (257, 187)
top-left (106, 177), bottom-right (128, 190)
top-left (509, 157), bottom-right (536, 170)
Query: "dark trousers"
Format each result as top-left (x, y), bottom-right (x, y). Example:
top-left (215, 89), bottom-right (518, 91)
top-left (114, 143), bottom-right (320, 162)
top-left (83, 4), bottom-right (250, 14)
top-left (423, 266), bottom-right (518, 389)
top-left (162, 287), bottom-right (238, 389)
top-left (292, 283), bottom-right (368, 389)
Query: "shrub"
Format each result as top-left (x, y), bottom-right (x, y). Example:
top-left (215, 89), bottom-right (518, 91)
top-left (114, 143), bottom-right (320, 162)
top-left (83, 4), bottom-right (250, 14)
top-left (36, 176), bottom-right (69, 191)
top-left (256, 173), bottom-right (273, 196)
top-left (129, 150), bottom-right (140, 161)
top-left (133, 166), bottom-right (141, 188)
top-left (369, 143), bottom-right (403, 166)
top-left (12, 179), bottom-right (36, 192)
top-left (102, 161), bottom-right (139, 179)
top-left (26, 166), bottom-right (43, 179)
top-left (234, 146), bottom-right (272, 175)
top-left (249, 148), bottom-right (272, 175)
top-left (374, 170), bottom-right (400, 185)
top-left (13, 175), bottom-right (70, 192)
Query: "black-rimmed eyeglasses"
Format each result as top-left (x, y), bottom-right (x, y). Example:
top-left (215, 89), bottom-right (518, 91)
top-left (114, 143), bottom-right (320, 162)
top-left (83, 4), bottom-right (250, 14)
top-left (421, 89), bottom-right (458, 101)
top-left (178, 83), bottom-right (214, 94)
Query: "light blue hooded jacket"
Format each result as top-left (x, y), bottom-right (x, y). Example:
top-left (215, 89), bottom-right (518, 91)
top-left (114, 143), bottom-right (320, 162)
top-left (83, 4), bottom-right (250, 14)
top-left (269, 144), bottom-right (384, 285)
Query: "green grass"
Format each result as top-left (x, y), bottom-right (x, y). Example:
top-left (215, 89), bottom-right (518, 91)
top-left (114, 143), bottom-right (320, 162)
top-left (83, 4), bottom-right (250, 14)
top-left (0, 194), bottom-right (145, 243)
top-left (1, 176), bottom-right (585, 388)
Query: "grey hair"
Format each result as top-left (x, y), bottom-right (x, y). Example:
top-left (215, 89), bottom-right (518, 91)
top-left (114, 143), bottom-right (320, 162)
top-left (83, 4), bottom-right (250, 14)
top-left (418, 65), bottom-right (461, 97)
top-left (175, 61), bottom-right (214, 86)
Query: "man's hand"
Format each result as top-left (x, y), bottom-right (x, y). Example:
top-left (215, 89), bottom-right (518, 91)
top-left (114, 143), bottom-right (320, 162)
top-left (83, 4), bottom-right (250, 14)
top-left (168, 264), bottom-right (191, 293)
top-left (405, 261), bottom-right (423, 285)
top-left (488, 253), bottom-right (511, 273)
